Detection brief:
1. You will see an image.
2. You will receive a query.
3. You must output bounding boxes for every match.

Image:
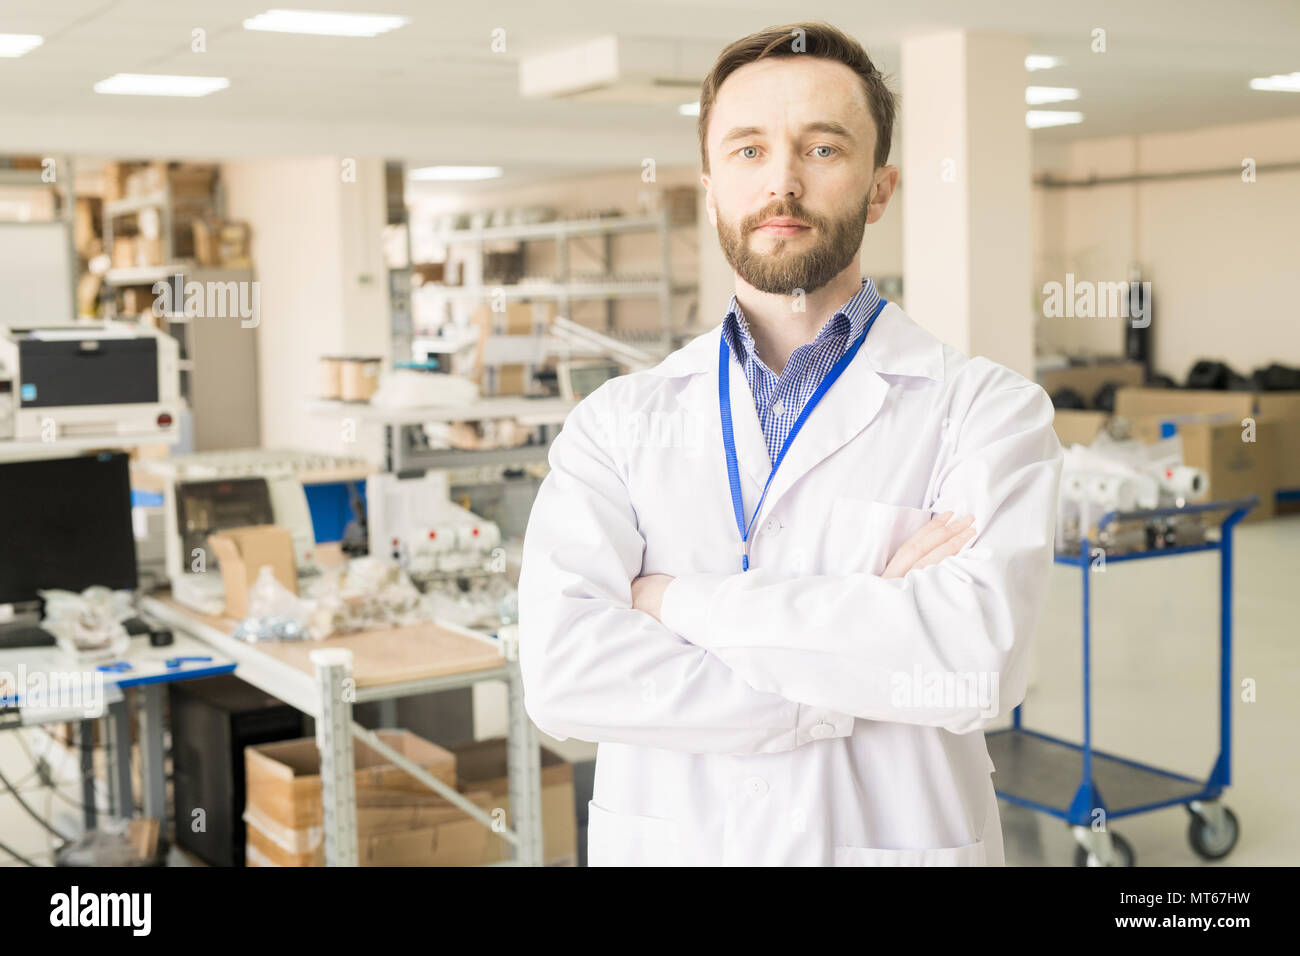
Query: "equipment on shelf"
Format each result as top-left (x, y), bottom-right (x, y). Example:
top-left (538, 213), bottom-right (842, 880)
top-left (0, 321), bottom-right (180, 447)
top-left (366, 471), bottom-right (502, 579)
top-left (363, 470), bottom-right (515, 630)
top-left (1057, 430), bottom-right (1210, 555)
top-left (135, 449), bottom-right (368, 614)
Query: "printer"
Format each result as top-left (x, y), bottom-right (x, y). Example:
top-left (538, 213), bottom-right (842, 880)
top-left (0, 321), bottom-right (181, 445)
top-left (135, 453), bottom-right (320, 615)
top-left (134, 449), bottom-right (371, 615)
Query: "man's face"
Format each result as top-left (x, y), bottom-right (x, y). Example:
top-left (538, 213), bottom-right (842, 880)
top-left (702, 56), bottom-right (895, 296)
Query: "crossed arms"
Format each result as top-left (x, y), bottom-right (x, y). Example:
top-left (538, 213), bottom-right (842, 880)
top-left (516, 381), bottom-right (1062, 755)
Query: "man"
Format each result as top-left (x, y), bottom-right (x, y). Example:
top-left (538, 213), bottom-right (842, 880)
top-left (518, 21), bottom-right (1062, 866)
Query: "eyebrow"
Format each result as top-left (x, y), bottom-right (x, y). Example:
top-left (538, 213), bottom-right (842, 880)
top-left (719, 121), bottom-right (856, 145)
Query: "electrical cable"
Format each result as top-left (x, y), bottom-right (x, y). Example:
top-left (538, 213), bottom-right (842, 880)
top-left (0, 839), bottom-right (39, 867)
top-left (0, 765), bottom-right (70, 844)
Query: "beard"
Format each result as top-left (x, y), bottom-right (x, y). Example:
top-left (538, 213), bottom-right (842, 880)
top-left (716, 189), bottom-right (871, 296)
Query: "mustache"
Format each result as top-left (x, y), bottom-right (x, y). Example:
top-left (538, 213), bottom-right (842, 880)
top-left (743, 204), bottom-right (824, 233)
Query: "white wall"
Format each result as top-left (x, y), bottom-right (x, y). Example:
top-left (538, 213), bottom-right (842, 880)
top-left (1034, 115), bottom-right (1300, 381)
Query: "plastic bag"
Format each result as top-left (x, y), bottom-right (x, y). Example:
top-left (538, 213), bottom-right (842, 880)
top-left (300, 557), bottom-right (427, 638)
top-left (233, 566), bottom-right (312, 642)
top-left (247, 566), bottom-right (307, 619)
top-left (38, 586), bottom-right (132, 660)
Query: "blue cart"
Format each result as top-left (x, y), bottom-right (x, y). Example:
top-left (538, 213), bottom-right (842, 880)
top-left (986, 496), bottom-right (1257, 866)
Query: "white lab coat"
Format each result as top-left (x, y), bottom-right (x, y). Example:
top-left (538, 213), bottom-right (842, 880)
top-left (518, 301), bottom-right (1063, 866)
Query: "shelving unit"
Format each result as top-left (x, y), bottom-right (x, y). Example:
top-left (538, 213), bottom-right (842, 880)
top-left (413, 207), bottom-right (696, 356)
top-left (306, 396), bottom-right (574, 473)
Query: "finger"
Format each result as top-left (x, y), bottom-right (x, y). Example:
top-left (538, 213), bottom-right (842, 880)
top-left (882, 512), bottom-right (961, 578)
top-left (884, 512), bottom-right (953, 565)
top-left (894, 513), bottom-right (972, 568)
top-left (913, 527), bottom-right (976, 570)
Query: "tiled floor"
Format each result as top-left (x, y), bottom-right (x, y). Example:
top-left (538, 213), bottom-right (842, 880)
top-left (4, 514), bottom-right (1297, 866)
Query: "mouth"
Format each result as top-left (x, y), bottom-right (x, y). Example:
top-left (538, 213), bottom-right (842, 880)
top-left (754, 218), bottom-right (811, 237)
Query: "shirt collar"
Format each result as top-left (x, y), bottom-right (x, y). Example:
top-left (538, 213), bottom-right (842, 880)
top-left (723, 277), bottom-right (883, 366)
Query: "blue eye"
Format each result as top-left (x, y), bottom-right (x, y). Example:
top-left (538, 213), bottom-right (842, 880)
top-left (813, 146), bottom-right (836, 158)
top-left (740, 146), bottom-right (759, 159)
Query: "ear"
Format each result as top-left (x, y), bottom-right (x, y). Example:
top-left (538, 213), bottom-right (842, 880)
top-left (701, 171), bottom-right (718, 227)
top-left (865, 165), bottom-right (900, 225)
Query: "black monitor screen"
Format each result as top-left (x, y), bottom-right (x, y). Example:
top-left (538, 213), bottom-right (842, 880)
top-left (0, 452), bottom-right (138, 605)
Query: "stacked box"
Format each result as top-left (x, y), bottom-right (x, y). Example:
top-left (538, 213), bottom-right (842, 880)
top-left (244, 729), bottom-right (494, 866)
top-left (450, 737), bottom-right (577, 866)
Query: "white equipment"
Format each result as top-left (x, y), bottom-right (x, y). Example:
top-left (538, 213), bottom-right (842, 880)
top-left (136, 449), bottom-right (369, 614)
top-left (0, 321), bottom-right (181, 446)
top-left (1056, 432), bottom-right (1210, 553)
top-left (366, 471), bottom-right (502, 578)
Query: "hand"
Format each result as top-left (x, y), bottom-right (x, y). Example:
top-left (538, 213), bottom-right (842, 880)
top-left (881, 512), bottom-right (976, 579)
top-left (630, 573), bottom-right (675, 623)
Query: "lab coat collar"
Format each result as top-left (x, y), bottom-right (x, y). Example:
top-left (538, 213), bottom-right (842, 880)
top-left (650, 301), bottom-right (946, 383)
top-left (652, 301), bottom-right (947, 522)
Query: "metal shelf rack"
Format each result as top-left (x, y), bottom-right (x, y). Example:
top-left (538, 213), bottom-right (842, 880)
top-left (415, 208), bottom-right (695, 354)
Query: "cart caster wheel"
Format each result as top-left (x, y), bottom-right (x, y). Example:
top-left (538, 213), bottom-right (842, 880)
top-left (1073, 832), bottom-right (1135, 867)
top-left (1187, 805), bottom-right (1239, 860)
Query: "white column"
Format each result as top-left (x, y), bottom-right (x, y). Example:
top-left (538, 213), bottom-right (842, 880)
top-left (223, 157), bottom-right (390, 458)
top-left (901, 31), bottom-right (1033, 378)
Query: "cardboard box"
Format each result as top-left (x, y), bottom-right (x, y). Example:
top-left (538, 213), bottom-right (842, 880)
top-left (100, 161), bottom-right (143, 203)
top-left (469, 301), bottom-right (553, 396)
top-left (244, 730), bottom-right (459, 831)
top-left (1269, 416), bottom-right (1300, 494)
top-left (1039, 361), bottom-right (1145, 405)
top-left (192, 218), bottom-right (218, 266)
top-left (1115, 387), bottom-right (1255, 420)
top-left (450, 737), bottom-right (577, 866)
top-left (135, 236), bottom-right (164, 267)
top-left (1053, 409), bottom-right (1109, 447)
top-left (217, 221), bottom-right (251, 267)
top-left (245, 789), bottom-right (497, 867)
top-left (1255, 392), bottom-right (1300, 497)
top-left (122, 286), bottom-right (157, 316)
top-left (1129, 416), bottom-right (1276, 522)
top-left (73, 197), bottom-right (98, 258)
top-left (1254, 392), bottom-right (1300, 421)
top-left (111, 236), bottom-right (136, 270)
top-left (241, 733), bottom-right (499, 868)
top-left (242, 730), bottom-right (496, 865)
top-left (206, 525), bottom-right (297, 618)
top-left (168, 163), bottom-right (218, 202)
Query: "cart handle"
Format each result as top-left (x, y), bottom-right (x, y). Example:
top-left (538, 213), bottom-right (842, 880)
top-left (1097, 496), bottom-right (1258, 531)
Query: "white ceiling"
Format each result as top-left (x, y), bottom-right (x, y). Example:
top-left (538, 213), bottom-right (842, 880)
top-left (1, 0), bottom-right (1298, 181)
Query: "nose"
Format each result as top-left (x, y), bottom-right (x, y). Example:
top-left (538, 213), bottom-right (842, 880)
top-left (766, 146), bottom-right (803, 203)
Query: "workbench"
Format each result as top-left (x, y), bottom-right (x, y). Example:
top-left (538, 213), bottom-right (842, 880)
top-left (138, 595), bottom-right (544, 866)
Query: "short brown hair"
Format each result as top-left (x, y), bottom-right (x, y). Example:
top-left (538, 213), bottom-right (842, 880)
top-left (697, 21), bottom-right (896, 173)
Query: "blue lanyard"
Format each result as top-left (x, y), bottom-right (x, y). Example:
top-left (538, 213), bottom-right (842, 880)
top-left (718, 297), bottom-right (887, 571)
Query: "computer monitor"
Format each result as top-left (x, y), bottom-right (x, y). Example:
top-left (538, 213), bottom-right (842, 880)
top-left (0, 452), bottom-right (138, 606)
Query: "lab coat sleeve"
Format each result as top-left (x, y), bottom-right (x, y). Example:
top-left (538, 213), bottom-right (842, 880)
top-left (516, 386), bottom-right (854, 755)
top-left (659, 377), bottom-right (1063, 734)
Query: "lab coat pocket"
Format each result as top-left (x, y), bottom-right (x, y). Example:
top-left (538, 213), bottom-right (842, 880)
top-left (825, 497), bottom-right (933, 576)
top-left (586, 800), bottom-right (682, 867)
top-left (833, 838), bottom-right (987, 867)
